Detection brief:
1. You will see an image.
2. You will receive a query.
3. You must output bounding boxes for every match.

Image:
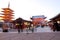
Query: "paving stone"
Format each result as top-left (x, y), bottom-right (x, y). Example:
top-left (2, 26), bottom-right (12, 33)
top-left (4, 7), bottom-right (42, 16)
top-left (0, 32), bottom-right (60, 40)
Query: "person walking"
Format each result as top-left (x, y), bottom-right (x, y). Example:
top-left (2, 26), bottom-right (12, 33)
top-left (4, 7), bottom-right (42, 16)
top-left (54, 22), bottom-right (60, 31)
top-left (31, 24), bottom-right (34, 33)
top-left (16, 23), bottom-right (21, 33)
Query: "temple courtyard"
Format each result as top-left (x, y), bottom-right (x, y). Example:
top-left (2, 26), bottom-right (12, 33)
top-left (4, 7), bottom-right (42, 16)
top-left (0, 32), bottom-right (60, 40)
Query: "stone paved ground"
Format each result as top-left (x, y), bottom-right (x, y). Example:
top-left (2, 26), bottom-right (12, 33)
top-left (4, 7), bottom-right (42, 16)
top-left (0, 32), bottom-right (60, 40)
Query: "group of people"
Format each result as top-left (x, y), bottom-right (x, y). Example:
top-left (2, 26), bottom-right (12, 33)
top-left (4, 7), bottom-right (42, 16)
top-left (49, 21), bottom-right (60, 32)
top-left (2, 21), bottom-right (60, 33)
top-left (16, 23), bottom-right (35, 33)
top-left (2, 22), bottom-right (35, 33)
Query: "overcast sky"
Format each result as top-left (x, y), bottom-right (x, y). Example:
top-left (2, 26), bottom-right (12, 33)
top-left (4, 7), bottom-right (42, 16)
top-left (0, 0), bottom-right (60, 21)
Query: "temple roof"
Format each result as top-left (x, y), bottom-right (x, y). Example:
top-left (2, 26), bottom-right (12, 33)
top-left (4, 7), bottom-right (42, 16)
top-left (50, 13), bottom-right (60, 20)
top-left (2, 8), bottom-right (14, 12)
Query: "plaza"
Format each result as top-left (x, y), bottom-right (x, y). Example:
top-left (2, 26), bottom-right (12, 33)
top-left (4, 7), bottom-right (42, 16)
top-left (0, 32), bottom-right (60, 40)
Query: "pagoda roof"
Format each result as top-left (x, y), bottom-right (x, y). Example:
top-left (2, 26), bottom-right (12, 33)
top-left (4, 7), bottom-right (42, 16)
top-left (1, 12), bottom-right (14, 15)
top-left (0, 16), bottom-right (3, 17)
top-left (2, 14), bottom-right (14, 16)
top-left (2, 16), bottom-right (14, 18)
top-left (2, 8), bottom-right (14, 12)
top-left (2, 10), bottom-right (13, 12)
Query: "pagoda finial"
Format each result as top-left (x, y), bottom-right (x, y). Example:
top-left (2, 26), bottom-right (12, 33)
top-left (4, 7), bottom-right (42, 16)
top-left (8, 2), bottom-right (10, 8)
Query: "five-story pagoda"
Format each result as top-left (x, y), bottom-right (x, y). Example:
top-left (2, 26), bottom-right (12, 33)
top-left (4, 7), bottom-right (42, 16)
top-left (1, 3), bottom-right (14, 22)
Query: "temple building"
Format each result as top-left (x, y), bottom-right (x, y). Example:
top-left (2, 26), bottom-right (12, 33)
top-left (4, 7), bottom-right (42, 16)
top-left (12, 17), bottom-right (32, 29)
top-left (50, 13), bottom-right (60, 24)
top-left (31, 15), bottom-right (46, 27)
top-left (1, 3), bottom-right (14, 22)
top-left (0, 3), bottom-right (14, 31)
